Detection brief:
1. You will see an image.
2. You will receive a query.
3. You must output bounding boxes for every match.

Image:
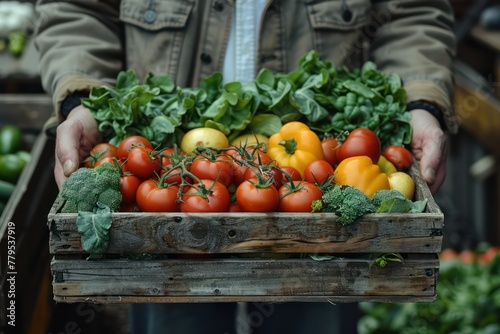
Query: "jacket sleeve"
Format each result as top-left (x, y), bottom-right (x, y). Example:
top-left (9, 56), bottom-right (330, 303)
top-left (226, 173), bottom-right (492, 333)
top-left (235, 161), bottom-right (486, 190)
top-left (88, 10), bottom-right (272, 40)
top-left (34, 0), bottom-right (123, 121)
top-left (369, 0), bottom-right (457, 133)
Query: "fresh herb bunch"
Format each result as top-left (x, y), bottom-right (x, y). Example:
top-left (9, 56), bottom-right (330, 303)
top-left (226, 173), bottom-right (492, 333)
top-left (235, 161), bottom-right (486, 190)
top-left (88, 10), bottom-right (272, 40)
top-left (82, 50), bottom-right (412, 148)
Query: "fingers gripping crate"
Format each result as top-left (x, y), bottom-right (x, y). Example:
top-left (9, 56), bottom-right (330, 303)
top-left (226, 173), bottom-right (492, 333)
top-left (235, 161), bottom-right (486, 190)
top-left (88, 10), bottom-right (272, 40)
top-left (47, 165), bottom-right (443, 304)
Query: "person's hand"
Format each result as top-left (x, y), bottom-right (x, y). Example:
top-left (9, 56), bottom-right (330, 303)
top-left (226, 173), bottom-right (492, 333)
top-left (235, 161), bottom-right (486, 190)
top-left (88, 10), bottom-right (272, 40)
top-left (54, 105), bottom-right (101, 189)
top-left (409, 109), bottom-right (448, 194)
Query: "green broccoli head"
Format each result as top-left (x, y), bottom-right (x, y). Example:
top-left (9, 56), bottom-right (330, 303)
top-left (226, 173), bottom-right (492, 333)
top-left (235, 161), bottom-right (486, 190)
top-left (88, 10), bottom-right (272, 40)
top-left (94, 163), bottom-right (121, 192)
top-left (60, 168), bottom-right (100, 208)
top-left (321, 185), bottom-right (377, 225)
top-left (60, 164), bottom-right (122, 213)
top-left (98, 188), bottom-right (122, 212)
top-left (61, 199), bottom-right (78, 213)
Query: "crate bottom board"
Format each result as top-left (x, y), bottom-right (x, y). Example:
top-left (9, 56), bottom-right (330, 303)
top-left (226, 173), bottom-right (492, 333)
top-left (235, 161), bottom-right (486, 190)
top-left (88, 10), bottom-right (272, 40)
top-left (51, 255), bottom-right (439, 304)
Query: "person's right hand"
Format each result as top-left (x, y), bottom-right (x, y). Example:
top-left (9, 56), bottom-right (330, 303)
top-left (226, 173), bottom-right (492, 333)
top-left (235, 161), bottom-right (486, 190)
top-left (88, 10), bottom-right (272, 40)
top-left (54, 105), bottom-right (101, 189)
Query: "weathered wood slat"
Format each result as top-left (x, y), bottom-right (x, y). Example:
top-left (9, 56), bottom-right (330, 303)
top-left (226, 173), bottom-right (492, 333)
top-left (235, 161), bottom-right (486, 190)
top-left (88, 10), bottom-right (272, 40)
top-left (53, 294), bottom-right (435, 304)
top-left (51, 256), bottom-right (438, 304)
top-left (49, 212), bottom-right (443, 254)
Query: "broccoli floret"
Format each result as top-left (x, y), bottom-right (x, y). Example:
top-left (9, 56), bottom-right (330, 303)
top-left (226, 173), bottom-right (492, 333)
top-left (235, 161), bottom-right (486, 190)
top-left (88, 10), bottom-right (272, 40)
top-left (94, 163), bottom-right (121, 192)
top-left (61, 199), bottom-right (78, 213)
top-left (317, 184), bottom-right (377, 225)
top-left (60, 168), bottom-right (99, 205)
top-left (60, 165), bottom-right (122, 213)
top-left (98, 188), bottom-right (122, 212)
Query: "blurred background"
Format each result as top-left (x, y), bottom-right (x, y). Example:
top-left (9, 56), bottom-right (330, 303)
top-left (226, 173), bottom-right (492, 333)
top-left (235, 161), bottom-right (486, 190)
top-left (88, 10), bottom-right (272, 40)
top-left (0, 0), bottom-right (499, 333)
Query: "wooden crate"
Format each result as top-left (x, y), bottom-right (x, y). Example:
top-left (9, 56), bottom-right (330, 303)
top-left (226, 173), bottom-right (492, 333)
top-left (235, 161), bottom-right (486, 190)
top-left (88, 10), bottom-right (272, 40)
top-left (47, 164), bottom-right (443, 304)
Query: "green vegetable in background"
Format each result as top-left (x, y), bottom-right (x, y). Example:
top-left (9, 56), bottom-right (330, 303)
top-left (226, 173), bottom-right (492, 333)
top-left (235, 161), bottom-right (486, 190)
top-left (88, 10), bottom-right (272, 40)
top-left (0, 179), bottom-right (16, 201)
top-left (0, 125), bottom-right (22, 154)
top-left (358, 252), bottom-right (500, 334)
top-left (0, 153), bottom-right (27, 183)
top-left (8, 32), bottom-right (28, 57)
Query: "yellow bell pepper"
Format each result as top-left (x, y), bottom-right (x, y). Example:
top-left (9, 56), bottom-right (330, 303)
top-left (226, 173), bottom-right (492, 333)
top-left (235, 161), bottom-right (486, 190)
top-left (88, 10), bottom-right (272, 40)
top-left (334, 156), bottom-right (390, 198)
top-left (267, 121), bottom-right (324, 176)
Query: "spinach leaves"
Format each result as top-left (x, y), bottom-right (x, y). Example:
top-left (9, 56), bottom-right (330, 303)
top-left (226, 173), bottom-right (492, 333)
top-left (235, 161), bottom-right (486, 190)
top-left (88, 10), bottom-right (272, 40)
top-left (82, 50), bottom-right (412, 148)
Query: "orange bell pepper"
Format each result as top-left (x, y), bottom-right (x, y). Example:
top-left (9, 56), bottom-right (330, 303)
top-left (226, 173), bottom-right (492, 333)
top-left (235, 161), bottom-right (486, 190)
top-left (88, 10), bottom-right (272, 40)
top-left (334, 156), bottom-right (390, 198)
top-left (267, 121), bottom-right (324, 176)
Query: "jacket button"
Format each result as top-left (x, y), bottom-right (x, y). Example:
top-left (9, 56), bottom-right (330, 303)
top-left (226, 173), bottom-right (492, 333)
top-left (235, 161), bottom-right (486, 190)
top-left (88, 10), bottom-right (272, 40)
top-left (144, 10), bottom-right (157, 24)
top-left (214, 1), bottom-right (224, 11)
top-left (200, 53), bottom-right (212, 64)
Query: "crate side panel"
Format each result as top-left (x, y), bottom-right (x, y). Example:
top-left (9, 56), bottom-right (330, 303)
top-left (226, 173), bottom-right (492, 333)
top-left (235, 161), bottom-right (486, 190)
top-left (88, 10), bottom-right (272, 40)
top-left (49, 212), bottom-right (443, 255)
top-left (51, 257), bottom-right (438, 302)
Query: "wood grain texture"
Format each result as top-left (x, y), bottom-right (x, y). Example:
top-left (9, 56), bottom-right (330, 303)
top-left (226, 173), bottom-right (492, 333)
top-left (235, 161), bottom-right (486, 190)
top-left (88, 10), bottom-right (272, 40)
top-left (49, 212), bottom-right (443, 255)
top-left (51, 256), bottom-right (439, 304)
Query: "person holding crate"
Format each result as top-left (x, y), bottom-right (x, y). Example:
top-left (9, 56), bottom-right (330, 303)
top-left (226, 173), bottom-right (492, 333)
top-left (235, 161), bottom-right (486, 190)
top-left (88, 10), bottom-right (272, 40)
top-left (34, 0), bottom-right (457, 333)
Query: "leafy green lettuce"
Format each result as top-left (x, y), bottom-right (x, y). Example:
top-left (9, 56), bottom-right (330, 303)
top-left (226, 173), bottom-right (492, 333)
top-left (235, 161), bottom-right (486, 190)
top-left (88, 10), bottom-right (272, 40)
top-left (82, 50), bottom-right (412, 148)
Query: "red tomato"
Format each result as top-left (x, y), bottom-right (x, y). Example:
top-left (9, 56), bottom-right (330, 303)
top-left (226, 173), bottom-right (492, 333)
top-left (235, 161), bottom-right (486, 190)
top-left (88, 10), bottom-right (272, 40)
top-left (321, 137), bottom-right (339, 167)
top-left (127, 146), bottom-right (161, 179)
top-left (458, 249), bottom-right (477, 264)
top-left (225, 148), bottom-right (250, 186)
top-left (117, 135), bottom-right (153, 159)
top-left (479, 246), bottom-right (500, 264)
top-left (303, 160), bottom-right (334, 184)
top-left (229, 203), bottom-right (242, 212)
top-left (136, 179), bottom-right (180, 212)
top-left (278, 181), bottom-right (323, 212)
top-left (160, 147), bottom-right (189, 185)
top-left (180, 179), bottom-right (231, 212)
top-left (243, 165), bottom-right (283, 189)
top-left (161, 147), bottom-right (187, 166)
top-left (236, 178), bottom-right (279, 212)
top-left (383, 145), bottom-right (413, 170)
top-left (93, 156), bottom-right (116, 168)
top-left (190, 154), bottom-right (234, 187)
top-left (120, 174), bottom-right (142, 205)
top-left (83, 143), bottom-right (118, 168)
top-left (336, 128), bottom-right (381, 164)
top-left (249, 148), bottom-right (273, 166)
top-left (280, 166), bottom-right (302, 183)
top-left (439, 248), bottom-right (458, 262)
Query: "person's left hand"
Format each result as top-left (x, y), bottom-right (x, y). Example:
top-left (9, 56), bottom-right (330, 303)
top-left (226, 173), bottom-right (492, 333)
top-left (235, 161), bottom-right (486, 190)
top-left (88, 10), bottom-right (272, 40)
top-left (409, 109), bottom-right (448, 194)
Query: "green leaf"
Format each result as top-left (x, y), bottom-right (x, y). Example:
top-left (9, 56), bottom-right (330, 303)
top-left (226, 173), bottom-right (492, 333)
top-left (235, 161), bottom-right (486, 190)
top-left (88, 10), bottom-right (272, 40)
top-left (115, 69), bottom-right (139, 90)
top-left (144, 72), bottom-right (176, 93)
top-left (376, 197), bottom-right (413, 213)
top-left (247, 114), bottom-right (282, 137)
top-left (308, 253), bottom-right (337, 261)
top-left (293, 88), bottom-right (329, 122)
top-left (255, 68), bottom-right (276, 87)
top-left (410, 199), bottom-right (428, 213)
top-left (76, 202), bottom-right (113, 255)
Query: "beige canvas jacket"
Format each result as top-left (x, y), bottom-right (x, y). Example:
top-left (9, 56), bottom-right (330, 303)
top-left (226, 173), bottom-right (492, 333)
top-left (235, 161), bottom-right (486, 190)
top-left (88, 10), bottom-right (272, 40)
top-left (34, 0), bottom-right (458, 132)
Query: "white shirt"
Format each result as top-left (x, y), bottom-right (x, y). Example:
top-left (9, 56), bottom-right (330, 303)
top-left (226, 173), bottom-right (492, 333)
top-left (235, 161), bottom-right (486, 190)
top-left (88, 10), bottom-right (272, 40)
top-left (222, 0), bottom-right (268, 84)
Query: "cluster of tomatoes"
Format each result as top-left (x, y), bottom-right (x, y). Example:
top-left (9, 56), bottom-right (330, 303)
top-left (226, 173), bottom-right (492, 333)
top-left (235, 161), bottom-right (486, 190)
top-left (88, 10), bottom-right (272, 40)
top-left (83, 135), bottom-right (340, 213)
top-left (440, 246), bottom-right (500, 265)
